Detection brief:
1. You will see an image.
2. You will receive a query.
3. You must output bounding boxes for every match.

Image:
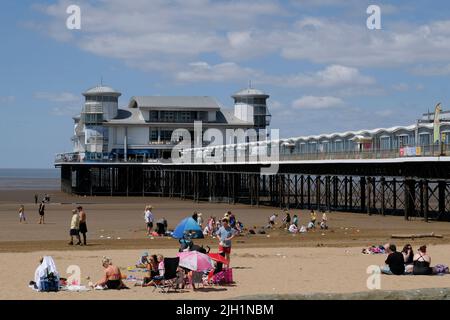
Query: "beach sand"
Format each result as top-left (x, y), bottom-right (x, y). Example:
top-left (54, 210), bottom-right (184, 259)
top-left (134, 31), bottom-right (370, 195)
top-left (2, 246), bottom-right (450, 300)
top-left (1, 190), bottom-right (450, 299)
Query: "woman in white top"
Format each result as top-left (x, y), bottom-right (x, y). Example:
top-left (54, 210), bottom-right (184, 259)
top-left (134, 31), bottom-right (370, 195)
top-left (144, 205), bottom-right (154, 236)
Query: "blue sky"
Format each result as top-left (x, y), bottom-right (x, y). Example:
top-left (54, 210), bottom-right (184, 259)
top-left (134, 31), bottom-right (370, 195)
top-left (1, 0), bottom-right (450, 168)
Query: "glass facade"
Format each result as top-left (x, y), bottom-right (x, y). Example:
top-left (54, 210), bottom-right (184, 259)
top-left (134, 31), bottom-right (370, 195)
top-left (149, 111), bottom-right (207, 123)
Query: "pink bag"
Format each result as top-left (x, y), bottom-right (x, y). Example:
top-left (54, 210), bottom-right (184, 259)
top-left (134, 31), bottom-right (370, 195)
top-left (223, 268), bottom-right (233, 283)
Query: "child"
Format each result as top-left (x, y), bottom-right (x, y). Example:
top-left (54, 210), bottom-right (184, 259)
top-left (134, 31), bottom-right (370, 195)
top-left (136, 252), bottom-right (150, 268)
top-left (19, 205), bottom-right (26, 223)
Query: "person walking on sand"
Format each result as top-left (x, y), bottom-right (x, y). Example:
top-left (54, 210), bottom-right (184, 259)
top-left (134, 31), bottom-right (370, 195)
top-left (19, 205), bottom-right (26, 223)
top-left (34, 194), bottom-right (38, 204)
top-left (77, 206), bottom-right (88, 245)
top-left (144, 205), bottom-right (154, 236)
top-left (69, 209), bottom-right (81, 246)
top-left (217, 218), bottom-right (236, 266)
top-left (38, 201), bottom-right (45, 224)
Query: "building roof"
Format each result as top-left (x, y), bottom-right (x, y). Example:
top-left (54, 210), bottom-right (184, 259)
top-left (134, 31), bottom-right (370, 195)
top-left (128, 96), bottom-right (221, 110)
top-left (232, 88), bottom-right (269, 98)
top-left (83, 85), bottom-right (121, 96)
top-left (288, 123), bottom-right (436, 142)
top-left (106, 108), bottom-right (145, 124)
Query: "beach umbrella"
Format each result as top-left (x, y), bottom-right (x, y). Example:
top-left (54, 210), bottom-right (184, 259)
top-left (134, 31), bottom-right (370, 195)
top-left (172, 217), bottom-right (204, 239)
top-left (177, 251), bottom-right (213, 272)
top-left (208, 253), bottom-right (229, 265)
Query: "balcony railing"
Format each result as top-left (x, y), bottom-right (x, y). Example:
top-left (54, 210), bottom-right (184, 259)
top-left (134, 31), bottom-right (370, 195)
top-left (55, 143), bottom-right (450, 164)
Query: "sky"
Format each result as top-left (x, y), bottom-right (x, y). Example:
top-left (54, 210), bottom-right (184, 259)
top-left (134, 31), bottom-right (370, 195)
top-left (1, 0), bottom-right (450, 168)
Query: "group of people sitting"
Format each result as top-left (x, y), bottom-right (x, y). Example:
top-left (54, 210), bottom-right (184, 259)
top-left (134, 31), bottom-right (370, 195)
top-left (266, 209), bottom-right (329, 233)
top-left (134, 250), bottom-right (227, 290)
top-left (202, 211), bottom-right (244, 237)
top-left (381, 243), bottom-right (449, 275)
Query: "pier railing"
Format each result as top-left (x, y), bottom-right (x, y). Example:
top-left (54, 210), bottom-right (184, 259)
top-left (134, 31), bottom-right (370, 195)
top-left (55, 143), bottom-right (450, 164)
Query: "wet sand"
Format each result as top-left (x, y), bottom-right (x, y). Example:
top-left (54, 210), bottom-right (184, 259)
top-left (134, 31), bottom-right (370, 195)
top-left (1, 190), bottom-right (450, 299)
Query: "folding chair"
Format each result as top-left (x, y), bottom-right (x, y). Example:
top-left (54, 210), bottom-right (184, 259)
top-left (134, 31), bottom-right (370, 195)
top-left (153, 257), bottom-right (181, 293)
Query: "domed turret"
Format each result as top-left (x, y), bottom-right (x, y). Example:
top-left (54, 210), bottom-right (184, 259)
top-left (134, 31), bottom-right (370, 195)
top-left (83, 85), bottom-right (121, 121)
top-left (232, 86), bottom-right (271, 129)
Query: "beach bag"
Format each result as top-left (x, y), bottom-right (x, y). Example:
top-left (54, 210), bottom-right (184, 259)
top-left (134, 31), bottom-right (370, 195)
top-left (434, 264), bottom-right (449, 274)
top-left (39, 272), bottom-right (59, 292)
top-left (223, 268), bottom-right (233, 283)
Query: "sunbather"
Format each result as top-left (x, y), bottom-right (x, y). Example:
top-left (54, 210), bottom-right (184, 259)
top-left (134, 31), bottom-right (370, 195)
top-left (413, 245), bottom-right (433, 275)
top-left (94, 257), bottom-right (127, 290)
top-left (143, 254), bottom-right (164, 287)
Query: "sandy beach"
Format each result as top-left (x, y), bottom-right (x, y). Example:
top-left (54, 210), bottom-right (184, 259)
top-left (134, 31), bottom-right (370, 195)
top-left (2, 190), bottom-right (450, 299)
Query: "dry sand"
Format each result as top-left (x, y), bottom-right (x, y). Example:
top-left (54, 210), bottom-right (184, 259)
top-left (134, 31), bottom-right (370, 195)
top-left (1, 190), bottom-right (450, 299)
top-left (2, 246), bottom-right (450, 300)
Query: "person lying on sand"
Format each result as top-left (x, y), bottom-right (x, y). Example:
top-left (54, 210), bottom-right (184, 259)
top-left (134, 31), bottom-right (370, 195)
top-left (93, 257), bottom-right (127, 290)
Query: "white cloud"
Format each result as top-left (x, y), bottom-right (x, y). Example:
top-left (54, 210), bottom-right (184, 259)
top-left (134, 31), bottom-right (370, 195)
top-left (292, 95), bottom-right (344, 109)
top-left (281, 18), bottom-right (450, 67)
top-left (176, 62), bottom-right (376, 94)
top-left (411, 64), bottom-right (450, 76)
top-left (34, 92), bottom-right (81, 103)
top-left (262, 64), bottom-right (375, 88)
top-left (175, 61), bottom-right (258, 83)
top-left (32, 0), bottom-right (450, 78)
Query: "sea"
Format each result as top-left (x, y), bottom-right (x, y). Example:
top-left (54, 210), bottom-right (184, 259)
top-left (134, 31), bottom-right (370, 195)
top-left (0, 168), bottom-right (60, 190)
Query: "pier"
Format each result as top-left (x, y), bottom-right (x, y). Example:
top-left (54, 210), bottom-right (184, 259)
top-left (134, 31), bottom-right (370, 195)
top-left (57, 153), bottom-right (450, 222)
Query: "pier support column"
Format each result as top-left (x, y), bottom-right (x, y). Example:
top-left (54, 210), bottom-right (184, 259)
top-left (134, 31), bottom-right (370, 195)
top-left (316, 176), bottom-right (321, 211)
top-left (439, 181), bottom-right (446, 221)
top-left (423, 180), bottom-right (429, 222)
top-left (380, 177), bottom-right (386, 216)
top-left (360, 177), bottom-right (366, 213)
top-left (404, 179), bottom-right (416, 221)
top-left (367, 177), bottom-right (372, 216)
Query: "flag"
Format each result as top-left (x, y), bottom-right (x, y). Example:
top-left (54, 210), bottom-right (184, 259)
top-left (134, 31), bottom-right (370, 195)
top-left (433, 103), bottom-right (442, 143)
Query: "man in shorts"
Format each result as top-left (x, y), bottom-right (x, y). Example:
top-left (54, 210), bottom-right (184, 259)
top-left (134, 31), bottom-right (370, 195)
top-left (216, 218), bottom-right (236, 266)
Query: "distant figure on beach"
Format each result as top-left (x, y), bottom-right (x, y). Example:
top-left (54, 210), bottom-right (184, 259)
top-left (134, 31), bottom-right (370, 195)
top-left (38, 201), bottom-right (45, 224)
top-left (268, 213), bottom-right (277, 228)
top-left (310, 210), bottom-right (317, 226)
top-left (19, 205), bottom-right (26, 223)
top-left (228, 211), bottom-right (236, 228)
top-left (192, 211), bottom-right (198, 222)
top-left (288, 223), bottom-right (298, 233)
top-left (156, 217), bottom-right (167, 236)
top-left (292, 214), bottom-right (299, 227)
top-left (413, 245), bottom-right (433, 275)
top-left (69, 209), bottom-right (81, 246)
top-left (321, 211), bottom-right (327, 224)
top-left (282, 210), bottom-right (291, 229)
top-left (44, 194), bottom-right (50, 203)
top-left (217, 218), bottom-right (236, 266)
top-left (144, 205), bottom-right (154, 236)
top-left (94, 257), bottom-right (127, 290)
top-left (34, 194), bottom-right (38, 204)
top-left (77, 206), bottom-right (88, 245)
top-left (381, 244), bottom-right (405, 275)
top-left (197, 213), bottom-right (203, 228)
